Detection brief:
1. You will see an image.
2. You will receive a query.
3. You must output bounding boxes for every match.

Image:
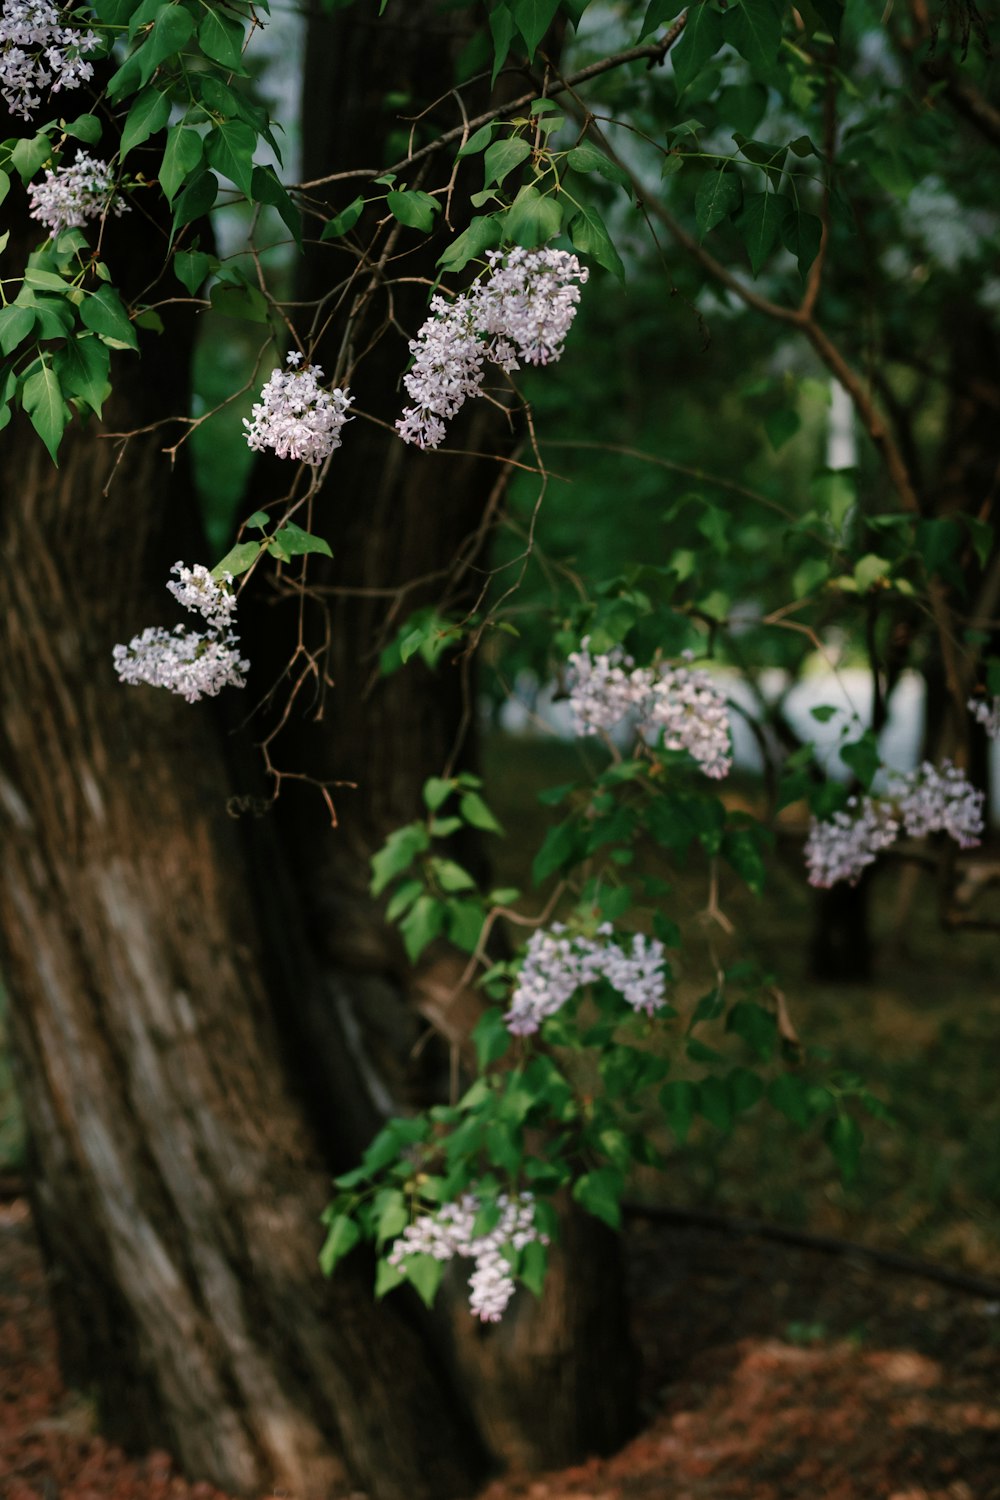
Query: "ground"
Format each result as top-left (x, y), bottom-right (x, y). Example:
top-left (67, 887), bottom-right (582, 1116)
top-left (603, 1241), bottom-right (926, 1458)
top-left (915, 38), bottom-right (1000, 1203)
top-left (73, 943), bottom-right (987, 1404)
top-left (3, 1194), bottom-right (998, 1500)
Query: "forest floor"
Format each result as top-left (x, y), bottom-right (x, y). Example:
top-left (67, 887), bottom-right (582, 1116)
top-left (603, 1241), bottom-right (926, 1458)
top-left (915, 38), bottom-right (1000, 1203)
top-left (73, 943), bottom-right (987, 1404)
top-left (3, 1192), bottom-right (999, 1500)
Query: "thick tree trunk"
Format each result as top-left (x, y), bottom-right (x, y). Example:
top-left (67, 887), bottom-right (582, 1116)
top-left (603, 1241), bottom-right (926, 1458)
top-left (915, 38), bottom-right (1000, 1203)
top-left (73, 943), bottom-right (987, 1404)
top-left (254, 1), bottom-right (640, 1466)
top-left (0, 405), bottom-right (490, 1500)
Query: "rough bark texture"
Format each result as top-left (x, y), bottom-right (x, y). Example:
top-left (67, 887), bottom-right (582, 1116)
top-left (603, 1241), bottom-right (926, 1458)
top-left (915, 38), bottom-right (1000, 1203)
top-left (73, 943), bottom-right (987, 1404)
top-left (0, 6), bottom-right (638, 1493)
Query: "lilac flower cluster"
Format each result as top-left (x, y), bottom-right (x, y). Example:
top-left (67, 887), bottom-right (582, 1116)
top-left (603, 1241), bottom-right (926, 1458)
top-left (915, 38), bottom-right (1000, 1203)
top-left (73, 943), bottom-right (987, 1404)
top-left (244, 352), bottom-right (353, 465)
top-left (28, 151), bottom-right (127, 238)
top-left (505, 922), bottom-right (667, 1036)
top-left (805, 760), bottom-right (984, 887)
top-left (387, 1191), bottom-right (546, 1322)
top-left (112, 562), bottom-right (249, 704)
top-left (565, 641), bottom-right (732, 779)
top-left (969, 695), bottom-right (1000, 741)
top-left (396, 246), bottom-right (588, 449)
top-left (0, 0), bottom-right (97, 118)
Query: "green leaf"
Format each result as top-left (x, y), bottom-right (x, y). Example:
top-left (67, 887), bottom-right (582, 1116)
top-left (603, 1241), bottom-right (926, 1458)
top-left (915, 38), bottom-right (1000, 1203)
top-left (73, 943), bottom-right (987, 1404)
top-left (198, 7), bottom-right (246, 71)
top-left (734, 191), bottom-right (791, 275)
top-left (638, 0), bottom-right (682, 41)
top-left (210, 280), bottom-right (269, 323)
top-left (438, 215), bottom-right (502, 271)
top-left (671, 2), bottom-right (724, 94)
top-left (484, 136), bottom-right (531, 189)
top-left (386, 189), bottom-right (440, 232)
top-left (318, 1214), bottom-right (360, 1275)
top-left (565, 143), bottom-right (631, 192)
top-left (698, 1075), bottom-right (732, 1132)
top-left (447, 899), bottom-right (485, 953)
top-left (473, 1009), bottom-right (511, 1068)
top-left (64, 113), bottom-right (102, 144)
top-left (825, 1113), bottom-right (862, 1184)
top-left (728, 1066), bottom-right (764, 1114)
top-left (374, 1257), bottom-right (407, 1298)
top-left (0, 305), bottom-right (35, 356)
top-left (11, 133), bottom-right (52, 183)
top-left (401, 1252), bottom-right (445, 1308)
top-left (251, 164), bottom-right (302, 246)
top-left (120, 86), bottom-right (171, 157)
top-left (457, 123), bottom-right (496, 158)
top-left (840, 732), bottom-right (879, 790)
top-left (460, 791), bottom-right (503, 834)
top-left (430, 858), bottom-right (476, 893)
top-left (211, 540), bottom-right (262, 580)
top-left (572, 1166), bottom-right (624, 1230)
top-left (140, 3), bottom-right (196, 77)
top-left (172, 169), bottom-right (218, 229)
top-left (321, 195), bottom-right (365, 240)
top-left (727, 0), bottom-right (782, 78)
top-left (159, 125), bottom-right (204, 204)
top-left (768, 1073), bottom-right (811, 1127)
top-left (374, 1189), bottom-right (409, 1247)
top-left (695, 167), bottom-right (742, 240)
top-left (272, 522), bottom-right (332, 558)
top-left (764, 408), bottom-right (800, 450)
top-left (371, 822), bottom-right (430, 896)
top-left (423, 776), bottom-right (453, 812)
top-left (173, 248), bottom-right (216, 295)
top-left (510, 0), bottom-right (561, 56)
top-left (504, 185), bottom-right (562, 248)
top-left (488, 1), bottom-right (515, 85)
top-left (517, 1238), bottom-right (548, 1298)
top-left (399, 894), bottom-right (447, 962)
top-left (716, 83), bottom-right (768, 135)
top-left (569, 202), bottom-right (624, 283)
top-left (206, 119), bottom-right (257, 199)
top-left (22, 363), bottom-right (68, 464)
top-left (780, 206), bottom-right (823, 278)
top-left (532, 818), bottom-right (583, 884)
top-left (727, 1001), bottom-right (776, 1061)
top-left (660, 1079), bottom-right (697, 1142)
top-left (55, 335), bottom-right (110, 416)
top-left (80, 285), bottom-right (138, 350)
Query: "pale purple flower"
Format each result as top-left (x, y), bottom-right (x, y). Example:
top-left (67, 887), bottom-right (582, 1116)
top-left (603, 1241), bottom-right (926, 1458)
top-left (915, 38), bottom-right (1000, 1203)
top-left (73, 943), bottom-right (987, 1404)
top-left (969, 695), bottom-right (1000, 741)
top-left (505, 922), bottom-right (668, 1036)
top-left (388, 1191), bottom-right (546, 1323)
top-left (396, 248), bottom-right (588, 449)
top-left (805, 760), bottom-right (984, 887)
top-left (113, 563), bottom-right (248, 703)
top-left (244, 354), bottom-right (353, 465)
top-left (28, 152), bottom-right (127, 237)
top-left (565, 641), bottom-right (732, 778)
top-left (0, 0), bottom-right (98, 117)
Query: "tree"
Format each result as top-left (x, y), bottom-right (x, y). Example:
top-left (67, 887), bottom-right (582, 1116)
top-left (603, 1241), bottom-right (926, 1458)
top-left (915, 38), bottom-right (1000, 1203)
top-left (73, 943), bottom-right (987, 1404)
top-left (0, 0), bottom-right (996, 1496)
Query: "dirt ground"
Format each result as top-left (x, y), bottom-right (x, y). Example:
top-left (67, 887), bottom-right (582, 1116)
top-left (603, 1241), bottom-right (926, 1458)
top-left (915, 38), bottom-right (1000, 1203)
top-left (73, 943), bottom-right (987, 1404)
top-left (2, 1199), bottom-right (998, 1500)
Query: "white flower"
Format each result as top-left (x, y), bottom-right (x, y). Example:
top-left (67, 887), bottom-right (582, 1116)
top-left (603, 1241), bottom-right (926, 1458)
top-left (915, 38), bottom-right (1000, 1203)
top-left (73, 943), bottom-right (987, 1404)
top-left (805, 760), bottom-right (984, 887)
top-left (113, 563), bottom-right (248, 703)
top-left (396, 247), bottom-right (588, 449)
top-left (505, 922), bottom-right (668, 1036)
top-left (388, 1191), bottom-right (547, 1323)
top-left (244, 354), bottom-right (353, 465)
top-left (805, 796), bottom-right (899, 888)
top-left (969, 695), bottom-right (1000, 740)
top-left (565, 641), bottom-right (732, 778)
top-left (887, 760), bottom-right (984, 848)
top-left (0, 0), bottom-right (98, 118)
top-left (165, 560), bottom-right (238, 632)
top-left (28, 151), bottom-right (127, 238)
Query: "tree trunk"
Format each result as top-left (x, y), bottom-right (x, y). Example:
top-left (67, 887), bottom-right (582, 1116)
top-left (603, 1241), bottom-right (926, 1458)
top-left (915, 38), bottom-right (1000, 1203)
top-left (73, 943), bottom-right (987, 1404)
top-left (0, 6), bottom-right (638, 1492)
top-left (0, 181), bottom-right (487, 1496)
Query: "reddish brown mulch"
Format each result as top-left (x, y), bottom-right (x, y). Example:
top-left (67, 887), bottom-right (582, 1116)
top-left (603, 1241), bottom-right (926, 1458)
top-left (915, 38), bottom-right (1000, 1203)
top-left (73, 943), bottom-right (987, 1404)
top-left (2, 1200), bottom-right (999, 1500)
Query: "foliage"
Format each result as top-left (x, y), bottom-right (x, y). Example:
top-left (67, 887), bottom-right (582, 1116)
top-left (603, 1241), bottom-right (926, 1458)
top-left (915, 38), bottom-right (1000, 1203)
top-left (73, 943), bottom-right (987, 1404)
top-left (2, 0), bottom-right (997, 1319)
